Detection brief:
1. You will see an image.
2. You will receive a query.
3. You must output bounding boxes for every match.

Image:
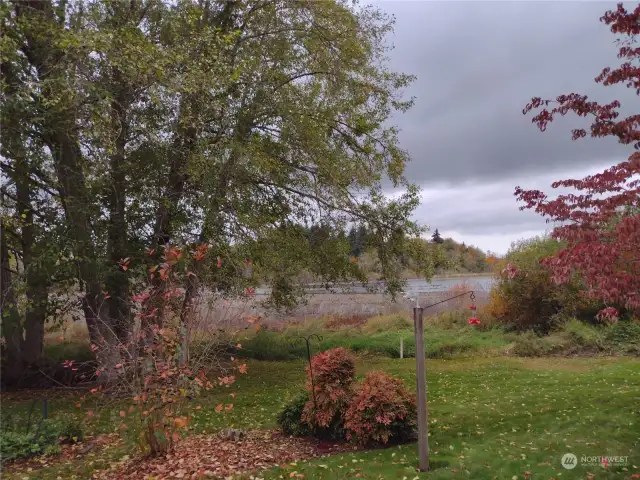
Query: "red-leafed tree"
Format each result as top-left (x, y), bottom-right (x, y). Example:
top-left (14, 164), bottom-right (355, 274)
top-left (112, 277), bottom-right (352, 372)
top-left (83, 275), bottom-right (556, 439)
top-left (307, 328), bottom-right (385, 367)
top-left (515, 3), bottom-right (640, 318)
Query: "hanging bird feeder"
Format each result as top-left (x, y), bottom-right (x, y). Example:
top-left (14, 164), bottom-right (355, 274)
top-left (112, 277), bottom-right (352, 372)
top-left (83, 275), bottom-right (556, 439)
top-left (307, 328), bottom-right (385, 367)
top-left (468, 291), bottom-right (480, 325)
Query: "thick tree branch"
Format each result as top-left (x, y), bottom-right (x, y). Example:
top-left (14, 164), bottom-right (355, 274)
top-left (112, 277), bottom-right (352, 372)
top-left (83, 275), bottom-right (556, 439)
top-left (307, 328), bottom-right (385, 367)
top-left (252, 179), bottom-right (391, 230)
top-left (0, 187), bottom-right (50, 221)
top-left (0, 161), bottom-right (60, 198)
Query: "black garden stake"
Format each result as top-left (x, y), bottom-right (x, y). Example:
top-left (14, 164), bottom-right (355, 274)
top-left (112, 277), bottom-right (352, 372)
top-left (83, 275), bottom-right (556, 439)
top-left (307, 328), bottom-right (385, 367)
top-left (296, 334), bottom-right (323, 409)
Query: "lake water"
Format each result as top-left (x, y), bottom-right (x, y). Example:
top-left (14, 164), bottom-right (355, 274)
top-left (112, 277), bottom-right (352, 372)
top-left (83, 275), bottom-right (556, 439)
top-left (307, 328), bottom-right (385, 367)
top-left (404, 276), bottom-right (495, 294)
top-left (255, 275), bottom-right (495, 296)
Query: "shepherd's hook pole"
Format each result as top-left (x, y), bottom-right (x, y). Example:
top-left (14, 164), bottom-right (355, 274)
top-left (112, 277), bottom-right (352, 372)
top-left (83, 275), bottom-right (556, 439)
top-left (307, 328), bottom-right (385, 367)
top-left (297, 334), bottom-right (322, 409)
top-left (414, 303), bottom-right (429, 472)
top-left (411, 289), bottom-right (475, 472)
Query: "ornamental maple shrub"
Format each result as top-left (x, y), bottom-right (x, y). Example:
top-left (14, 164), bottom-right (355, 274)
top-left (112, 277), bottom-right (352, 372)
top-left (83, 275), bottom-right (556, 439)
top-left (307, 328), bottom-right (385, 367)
top-left (82, 244), bottom-right (246, 457)
top-left (491, 237), bottom-right (601, 333)
top-left (344, 371), bottom-right (417, 446)
top-left (516, 4), bottom-right (640, 318)
top-left (302, 347), bottom-right (355, 438)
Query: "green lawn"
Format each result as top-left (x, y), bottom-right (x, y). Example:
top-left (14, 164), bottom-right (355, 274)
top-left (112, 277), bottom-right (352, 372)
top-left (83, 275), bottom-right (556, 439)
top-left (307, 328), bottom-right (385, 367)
top-left (2, 356), bottom-right (639, 479)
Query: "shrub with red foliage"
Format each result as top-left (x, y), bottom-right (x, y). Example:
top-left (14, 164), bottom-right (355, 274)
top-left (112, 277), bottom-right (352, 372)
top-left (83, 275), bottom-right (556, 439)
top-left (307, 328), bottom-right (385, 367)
top-left (344, 371), bottom-right (417, 446)
top-left (516, 3), bottom-right (640, 317)
top-left (302, 347), bottom-right (355, 434)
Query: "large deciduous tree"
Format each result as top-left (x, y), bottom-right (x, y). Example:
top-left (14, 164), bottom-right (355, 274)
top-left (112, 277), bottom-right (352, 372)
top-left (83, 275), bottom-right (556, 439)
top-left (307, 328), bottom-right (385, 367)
top-left (1, 0), bottom-right (432, 380)
top-left (515, 3), bottom-right (640, 317)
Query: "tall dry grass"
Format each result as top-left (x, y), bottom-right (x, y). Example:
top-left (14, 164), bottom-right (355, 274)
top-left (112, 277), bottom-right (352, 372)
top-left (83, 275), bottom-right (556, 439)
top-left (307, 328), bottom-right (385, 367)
top-left (44, 317), bottom-right (90, 345)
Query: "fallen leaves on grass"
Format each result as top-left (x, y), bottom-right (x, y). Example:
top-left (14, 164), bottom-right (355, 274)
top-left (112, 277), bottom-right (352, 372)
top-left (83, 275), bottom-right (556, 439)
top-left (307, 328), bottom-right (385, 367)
top-left (2, 434), bottom-right (121, 474)
top-left (95, 430), bottom-right (356, 479)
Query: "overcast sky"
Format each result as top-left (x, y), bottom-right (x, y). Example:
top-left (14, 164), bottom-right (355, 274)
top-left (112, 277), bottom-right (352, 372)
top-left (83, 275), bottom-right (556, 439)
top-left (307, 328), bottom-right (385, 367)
top-left (376, 0), bottom-right (634, 254)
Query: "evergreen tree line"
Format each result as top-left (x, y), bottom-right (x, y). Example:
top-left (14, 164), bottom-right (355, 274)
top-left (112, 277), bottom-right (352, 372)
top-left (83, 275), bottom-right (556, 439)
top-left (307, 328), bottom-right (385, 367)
top-left (299, 224), bottom-right (494, 275)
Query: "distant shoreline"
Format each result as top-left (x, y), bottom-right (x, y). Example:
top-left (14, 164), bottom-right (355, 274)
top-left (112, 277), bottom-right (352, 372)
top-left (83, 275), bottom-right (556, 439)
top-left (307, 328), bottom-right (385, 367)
top-left (364, 272), bottom-right (496, 282)
top-left (373, 272), bottom-right (494, 281)
top-left (270, 273), bottom-right (495, 292)
top-left (429, 272), bottom-right (495, 280)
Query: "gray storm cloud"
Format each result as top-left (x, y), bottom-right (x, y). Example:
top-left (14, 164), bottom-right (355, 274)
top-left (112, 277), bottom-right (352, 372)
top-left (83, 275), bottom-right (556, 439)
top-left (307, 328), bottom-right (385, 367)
top-left (373, 1), bottom-right (636, 250)
top-left (378, 0), bottom-right (633, 186)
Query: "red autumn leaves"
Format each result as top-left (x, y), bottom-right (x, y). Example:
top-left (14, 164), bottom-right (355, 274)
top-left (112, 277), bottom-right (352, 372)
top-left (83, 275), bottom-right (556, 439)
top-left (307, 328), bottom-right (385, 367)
top-left (516, 3), bottom-right (640, 317)
top-left (120, 245), bottom-right (256, 310)
top-left (343, 371), bottom-right (416, 445)
top-left (302, 347), bottom-right (355, 429)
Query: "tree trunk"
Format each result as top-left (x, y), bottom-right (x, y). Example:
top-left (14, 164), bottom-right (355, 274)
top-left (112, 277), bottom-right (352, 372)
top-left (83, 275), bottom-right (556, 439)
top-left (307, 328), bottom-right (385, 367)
top-left (151, 100), bottom-right (197, 247)
top-left (1, 33), bottom-right (49, 369)
top-left (146, 96), bottom-right (199, 333)
top-left (22, 289), bottom-right (47, 365)
top-left (52, 136), bottom-right (122, 378)
top-left (151, 2), bottom-right (243, 350)
top-left (105, 74), bottom-right (131, 343)
top-left (178, 112), bottom-right (254, 363)
top-left (1, 216), bottom-right (26, 384)
top-left (15, 0), bottom-right (122, 376)
top-left (150, 0), bottom-right (241, 248)
top-left (14, 153), bottom-right (48, 366)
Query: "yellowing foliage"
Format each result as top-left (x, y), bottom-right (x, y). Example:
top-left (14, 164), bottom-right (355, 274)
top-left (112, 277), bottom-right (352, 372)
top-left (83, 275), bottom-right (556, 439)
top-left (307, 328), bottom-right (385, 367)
top-left (485, 288), bottom-right (508, 319)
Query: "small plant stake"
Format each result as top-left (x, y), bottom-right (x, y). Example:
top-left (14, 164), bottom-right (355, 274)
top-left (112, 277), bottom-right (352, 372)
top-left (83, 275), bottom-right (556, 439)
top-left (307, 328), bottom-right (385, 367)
top-left (296, 334), bottom-right (323, 409)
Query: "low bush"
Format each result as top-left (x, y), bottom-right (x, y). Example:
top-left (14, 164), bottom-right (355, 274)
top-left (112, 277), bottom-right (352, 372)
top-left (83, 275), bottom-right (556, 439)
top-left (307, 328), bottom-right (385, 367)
top-left (360, 314), bottom-right (412, 334)
top-left (605, 321), bottom-right (640, 354)
top-left (212, 312), bottom-right (637, 366)
top-left (0, 430), bottom-right (53, 462)
top-left (277, 391), bottom-right (313, 437)
top-left (510, 331), bottom-right (565, 357)
top-left (324, 315), bottom-right (368, 330)
top-left (344, 371), bottom-right (416, 446)
top-left (490, 236), bottom-right (601, 333)
top-left (560, 319), bottom-right (606, 351)
top-left (277, 350), bottom-right (417, 445)
top-left (510, 320), bottom-right (616, 356)
top-left (338, 331), bottom-right (412, 358)
top-left (0, 418), bottom-right (82, 463)
top-left (302, 347), bottom-right (354, 438)
top-left (428, 310), bottom-right (468, 329)
top-left (230, 329), bottom-right (308, 360)
top-left (484, 287), bottom-right (508, 320)
top-left (43, 340), bottom-right (94, 364)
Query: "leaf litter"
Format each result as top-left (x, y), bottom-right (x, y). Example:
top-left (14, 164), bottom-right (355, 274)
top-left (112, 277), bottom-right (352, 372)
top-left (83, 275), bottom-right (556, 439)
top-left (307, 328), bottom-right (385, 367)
top-left (2, 433), bottom-right (121, 474)
top-left (94, 430), bottom-right (358, 479)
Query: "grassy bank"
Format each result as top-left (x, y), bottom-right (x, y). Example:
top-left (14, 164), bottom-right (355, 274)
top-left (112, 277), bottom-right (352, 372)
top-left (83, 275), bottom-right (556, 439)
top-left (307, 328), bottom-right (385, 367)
top-left (2, 356), bottom-right (638, 479)
top-left (225, 313), bottom-right (508, 360)
top-left (219, 313), bottom-right (640, 361)
top-left (41, 313), bottom-right (640, 372)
